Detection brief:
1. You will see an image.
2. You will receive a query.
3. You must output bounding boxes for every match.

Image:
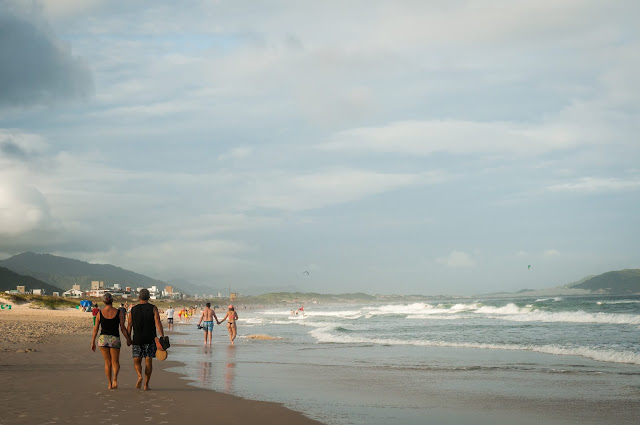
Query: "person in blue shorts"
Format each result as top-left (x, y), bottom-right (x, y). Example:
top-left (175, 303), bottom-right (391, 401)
top-left (197, 302), bottom-right (219, 346)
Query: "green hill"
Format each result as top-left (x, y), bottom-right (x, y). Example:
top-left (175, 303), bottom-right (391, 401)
top-left (0, 267), bottom-right (63, 294)
top-left (0, 252), bottom-right (166, 291)
top-left (568, 269), bottom-right (640, 295)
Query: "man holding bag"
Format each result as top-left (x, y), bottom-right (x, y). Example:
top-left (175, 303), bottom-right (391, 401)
top-left (127, 288), bottom-right (165, 390)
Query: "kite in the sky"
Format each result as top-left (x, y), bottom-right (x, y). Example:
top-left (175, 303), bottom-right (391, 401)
top-left (528, 265), bottom-right (531, 270)
top-left (302, 271), bottom-right (310, 277)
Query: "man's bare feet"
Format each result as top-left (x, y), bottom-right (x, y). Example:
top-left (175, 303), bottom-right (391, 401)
top-left (144, 385), bottom-right (150, 391)
top-left (136, 376), bottom-right (143, 389)
top-left (112, 380), bottom-right (118, 389)
top-left (107, 383), bottom-right (113, 390)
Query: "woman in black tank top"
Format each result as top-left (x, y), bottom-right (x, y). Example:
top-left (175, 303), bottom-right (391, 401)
top-left (90, 292), bottom-right (132, 389)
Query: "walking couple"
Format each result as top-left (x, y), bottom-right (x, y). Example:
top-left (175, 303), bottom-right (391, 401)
top-left (90, 289), bottom-right (165, 390)
top-left (197, 303), bottom-right (239, 345)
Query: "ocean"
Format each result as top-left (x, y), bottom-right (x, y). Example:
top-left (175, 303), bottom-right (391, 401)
top-left (167, 295), bottom-right (640, 425)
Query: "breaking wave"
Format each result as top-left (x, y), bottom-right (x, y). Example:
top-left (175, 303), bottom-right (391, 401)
top-left (309, 326), bottom-right (640, 365)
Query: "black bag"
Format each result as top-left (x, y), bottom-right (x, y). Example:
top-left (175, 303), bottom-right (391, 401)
top-left (159, 336), bottom-right (170, 350)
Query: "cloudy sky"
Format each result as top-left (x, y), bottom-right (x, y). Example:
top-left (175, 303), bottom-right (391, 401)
top-left (1, 0), bottom-right (638, 295)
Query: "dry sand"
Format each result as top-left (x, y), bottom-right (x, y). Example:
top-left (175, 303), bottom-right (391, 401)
top-left (0, 301), bottom-right (323, 425)
top-left (0, 297), bottom-right (91, 351)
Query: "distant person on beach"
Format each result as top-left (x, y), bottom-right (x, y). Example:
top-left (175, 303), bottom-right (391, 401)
top-left (166, 305), bottom-right (175, 331)
top-left (127, 288), bottom-right (165, 391)
top-left (118, 303), bottom-right (127, 326)
top-left (197, 302), bottom-right (219, 346)
top-left (219, 305), bottom-right (238, 345)
top-left (91, 304), bottom-right (100, 326)
top-left (91, 293), bottom-right (131, 390)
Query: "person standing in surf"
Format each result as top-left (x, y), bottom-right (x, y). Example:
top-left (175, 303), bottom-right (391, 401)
top-left (197, 302), bottom-right (219, 346)
top-left (166, 305), bottom-right (175, 331)
top-left (219, 305), bottom-right (239, 345)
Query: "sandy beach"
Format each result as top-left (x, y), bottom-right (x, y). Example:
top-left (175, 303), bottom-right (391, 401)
top-left (0, 301), bottom-right (323, 425)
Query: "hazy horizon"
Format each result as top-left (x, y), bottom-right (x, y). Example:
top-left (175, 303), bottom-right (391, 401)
top-left (1, 1), bottom-right (638, 295)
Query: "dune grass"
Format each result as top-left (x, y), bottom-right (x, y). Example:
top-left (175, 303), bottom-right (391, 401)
top-left (4, 294), bottom-right (81, 309)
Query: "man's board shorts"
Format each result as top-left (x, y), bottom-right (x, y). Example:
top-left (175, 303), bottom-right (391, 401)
top-left (202, 321), bottom-right (214, 332)
top-left (132, 343), bottom-right (157, 358)
top-left (98, 334), bottom-right (122, 349)
top-left (168, 318), bottom-right (173, 324)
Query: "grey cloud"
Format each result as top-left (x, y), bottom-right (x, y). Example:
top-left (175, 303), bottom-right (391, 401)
top-left (0, 9), bottom-right (92, 107)
top-left (0, 138), bottom-right (26, 158)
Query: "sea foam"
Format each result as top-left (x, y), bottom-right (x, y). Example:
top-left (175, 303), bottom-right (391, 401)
top-left (309, 326), bottom-right (640, 365)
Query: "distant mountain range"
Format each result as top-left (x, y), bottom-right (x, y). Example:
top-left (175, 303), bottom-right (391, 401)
top-left (0, 252), bottom-right (167, 292)
top-left (1, 252), bottom-right (638, 297)
top-left (0, 266), bottom-right (63, 294)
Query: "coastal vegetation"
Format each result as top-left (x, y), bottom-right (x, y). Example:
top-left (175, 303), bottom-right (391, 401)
top-left (2, 293), bottom-right (81, 309)
top-left (566, 269), bottom-right (640, 295)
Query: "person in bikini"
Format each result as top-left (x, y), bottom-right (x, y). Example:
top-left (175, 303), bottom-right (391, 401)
top-left (219, 305), bottom-right (239, 345)
top-left (197, 302), bottom-right (219, 346)
top-left (91, 293), bottom-right (131, 390)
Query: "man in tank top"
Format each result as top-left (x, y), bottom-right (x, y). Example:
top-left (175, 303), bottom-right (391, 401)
top-left (127, 288), bottom-right (165, 391)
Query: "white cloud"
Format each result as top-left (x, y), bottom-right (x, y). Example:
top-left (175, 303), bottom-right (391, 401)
top-left (437, 251), bottom-right (476, 268)
top-left (218, 147), bottom-right (253, 161)
top-left (239, 169), bottom-right (452, 211)
top-left (548, 177), bottom-right (640, 193)
top-left (319, 119), bottom-right (580, 158)
top-left (0, 183), bottom-right (51, 235)
top-left (544, 249), bottom-right (561, 259)
top-left (39, 0), bottom-right (106, 20)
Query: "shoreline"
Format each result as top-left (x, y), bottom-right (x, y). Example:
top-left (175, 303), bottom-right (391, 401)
top-left (0, 305), bottom-right (324, 425)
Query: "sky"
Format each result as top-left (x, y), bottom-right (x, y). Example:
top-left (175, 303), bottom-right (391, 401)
top-left (1, 0), bottom-right (639, 295)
